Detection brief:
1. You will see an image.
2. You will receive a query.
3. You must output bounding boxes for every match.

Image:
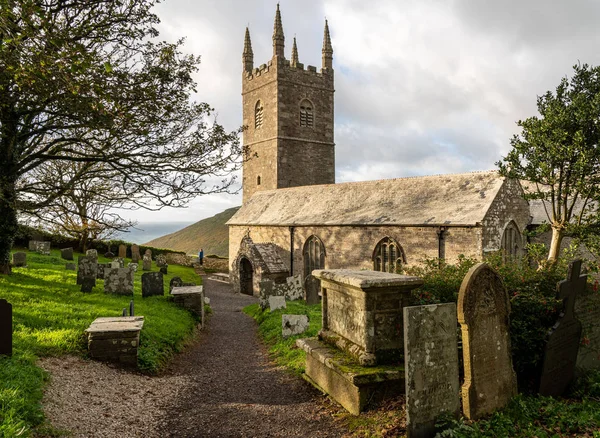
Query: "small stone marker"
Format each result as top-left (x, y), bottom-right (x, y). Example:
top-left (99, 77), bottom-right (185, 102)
top-left (142, 255), bottom-right (152, 271)
top-left (131, 244), bottom-right (141, 263)
top-left (159, 265), bottom-right (168, 275)
top-left (104, 268), bottom-right (135, 295)
top-left (129, 262), bottom-right (138, 272)
top-left (304, 275), bottom-right (320, 305)
top-left (404, 303), bottom-right (460, 437)
top-left (269, 295), bottom-right (286, 311)
top-left (259, 279), bottom-right (275, 310)
top-left (122, 308), bottom-right (127, 317)
top-left (539, 260), bottom-right (585, 396)
top-left (129, 300), bottom-right (134, 317)
top-left (142, 272), bottom-right (164, 297)
top-left (0, 299), bottom-right (12, 356)
top-left (60, 247), bottom-right (74, 260)
top-left (12, 252), bottom-right (26, 267)
top-left (169, 276), bottom-right (183, 292)
top-left (282, 314), bottom-right (309, 338)
top-left (81, 277), bottom-right (95, 293)
top-left (204, 297), bottom-right (211, 305)
top-left (65, 263), bottom-right (76, 271)
top-left (31, 241), bottom-right (50, 255)
top-left (458, 263), bottom-right (517, 420)
top-left (118, 244), bottom-right (127, 259)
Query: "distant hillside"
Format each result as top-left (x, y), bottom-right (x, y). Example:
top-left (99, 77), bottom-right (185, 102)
top-left (144, 207), bottom-right (240, 257)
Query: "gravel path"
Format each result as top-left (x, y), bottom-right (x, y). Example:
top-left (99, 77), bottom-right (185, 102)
top-left (40, 278), bottom-right (345, 437)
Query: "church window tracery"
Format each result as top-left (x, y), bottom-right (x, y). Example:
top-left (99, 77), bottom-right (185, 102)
top-left (303, 235), bottom-right (325, 279)
top-left (501, 221), bottom-right (521, 261)
top-left (373, 237), bottom-right (405, 273)
top-left (300, 99), bottom-right (314, 128)
top-left (255, 101), bottom-right (263, 129)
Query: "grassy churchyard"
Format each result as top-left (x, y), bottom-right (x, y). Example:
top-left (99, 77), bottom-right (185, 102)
top-left (0, 249), bottom-right (200, 437)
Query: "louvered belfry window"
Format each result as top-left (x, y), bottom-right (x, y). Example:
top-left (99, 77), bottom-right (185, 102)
top-left (300, 100), bottom-right (314, 128)
top-left (255, 101), bottom-right (263, 129)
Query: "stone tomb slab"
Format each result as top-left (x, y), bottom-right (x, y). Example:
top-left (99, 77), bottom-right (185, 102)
top-left (297, 338), bottom-right (405, 415)
top-left (0, 299), bottom-right (12, 356)
top-left (85, 316), bottom-right (144, 366)
top-left (171, 286), bottom-right (205, 327)
top-left (404, 303), bottom-right (460, 438)
top-left (458, 263), bottom-right (517, 420)
top-left (539, 260), bottom-right (585, 396)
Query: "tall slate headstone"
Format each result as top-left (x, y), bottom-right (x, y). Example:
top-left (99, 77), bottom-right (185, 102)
top-left (539, 259), bottom-right (585, 396)
top-left (118, 244), bottom-right (127, 259)
top-left (404, 303), bottom-right (460, 437)
top-left (304, 275), bottom-right (321, 305)
top-left (131, 244), bottom-right (141, 263)
top-left (12, 252), bottom-right (26, 267)
top-left (60, 247), bottom-right (74, 260)
top-left (0, 299), bottom-right (12, 356)
top-left (458, 263), bottom-right (517, 420)
top-left (142, 272), bottom-right (164, 297)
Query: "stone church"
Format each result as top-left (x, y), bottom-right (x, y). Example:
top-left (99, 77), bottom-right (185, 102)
top-left (228, 6), bottom-right (529, 295)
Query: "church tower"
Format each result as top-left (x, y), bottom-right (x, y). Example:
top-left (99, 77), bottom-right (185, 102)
top-left (241, 5), bottom-right (335, 202)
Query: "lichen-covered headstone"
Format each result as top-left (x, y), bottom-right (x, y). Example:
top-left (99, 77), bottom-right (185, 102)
top-left (113, 257), bottom-right (124, 268)
top-left (77, 256), bottom-right (97, 286)
top-left (12, 252), bottom-right (26, 267)
top-left (282, 314), bottom-right (309, 338)
top-left (142, 272), bottom-right (164, 297)
top-left (458, 263), bottom-right (517, 420)
top-left (259, 279), bottom-right (275, 310)
top-left (97, 263), bottom-right (110, 279)
top-left (539, 260), bottom-right (585, 396)
top-left (142, 255), bottom-right (152, 271)
top-left (60, 247), bottom-right (74, 260)
top-left (155, 254), bottom-right (167, 267)
top-left (104, 268), bottom-right (135, 295)
top-left (144, 249), bottom-right (152, 258)
top-left (129, 262), bottom-right (138, 273)
top-left (304, 275), bottom-right (320, 305)
top-left (35, 241), bottom-right (51, 255)
top-left (169, 276), bottom-right (183, 292)
top-left (286, 275), bottom-right (304, 301)
top-left (86, 249), bottom-right (98, 260)
top-left (0, 299), bottom-right (12, 356)
top-left (131, 244), bottom-right (141, 263)
top-left (118, 244), bottom-right (127, 259)
top-left (404, 303), bottom-right (460, 437)
top-left (269, 295), bottom-right (287, 311)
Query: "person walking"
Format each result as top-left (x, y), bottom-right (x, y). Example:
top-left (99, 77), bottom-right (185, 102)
top-left (198, 248), bottom-right (204, 266)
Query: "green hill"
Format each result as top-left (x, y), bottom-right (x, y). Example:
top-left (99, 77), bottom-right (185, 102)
top-left (144, 207), bottom-right (239, 257)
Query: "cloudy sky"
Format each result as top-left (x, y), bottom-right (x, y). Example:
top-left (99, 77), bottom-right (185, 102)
top-left (120, 0), bottom-right (600, 240)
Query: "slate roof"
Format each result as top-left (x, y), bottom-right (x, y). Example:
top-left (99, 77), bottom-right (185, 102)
top-left (228, 170), bottom-right (507, 227)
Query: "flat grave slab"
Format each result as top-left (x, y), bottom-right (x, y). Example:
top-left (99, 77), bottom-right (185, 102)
top-left (85, 316), bottom-right (144, 367)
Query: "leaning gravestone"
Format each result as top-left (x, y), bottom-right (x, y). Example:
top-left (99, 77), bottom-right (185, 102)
top-left (458, 263), bottom-right (517, 420)
top-left (142, 255), bottom-right (152, 271)
top-left (104, 268), bottom-right (135, 295)
top-left (404, 303), bottom-right (460, 437)
top-left (304, 275), bottom-right (320, 305)
top-left (118, 244), bottom-right (127, 259)
top-left (131, 244), bottom-right (141, 263)
top-left (539, 260), bottom-right (585, 396)
top-left (12, 252), bottom-right (26, 267)
top-left (0, 299), bottom-right (12, 356)
top-left (142, 272), bottom-right (164, 297)
top-left (60, 247), bottom-right (74, 260)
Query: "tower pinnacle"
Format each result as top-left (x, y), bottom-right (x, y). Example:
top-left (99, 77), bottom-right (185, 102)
top-left (243, 27), bottom-right (254, 72)
top-left (322, 19), bottom-right (333, 71)
top-left (291, 36), bottom-right (299, 67)
top-left (272, 3), bottom-right (285, 58)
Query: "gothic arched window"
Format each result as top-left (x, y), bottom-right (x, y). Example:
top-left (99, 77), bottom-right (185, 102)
top-left (255, 101), bottom-right (263, 129)
top-left (373, 237), bottom-right (406, 273)
top-left (300, 99), bottom-right (314, 128)
top-left (501, 221), bottom-right (522, 261)
top-left (303, 235), bottom-right (325, 279)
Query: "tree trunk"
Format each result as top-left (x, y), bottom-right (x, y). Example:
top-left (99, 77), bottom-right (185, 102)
top-left (547, 225), bottom-right (564, 263)
top-left (0, 177), bottom-right (18, 275)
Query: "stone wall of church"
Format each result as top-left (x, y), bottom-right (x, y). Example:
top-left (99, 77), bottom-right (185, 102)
top-left (229, 224), bottom-right (484, 278)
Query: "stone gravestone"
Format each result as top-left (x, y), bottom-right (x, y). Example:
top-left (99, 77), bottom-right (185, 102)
top-left (104, 268), bottom-right (135, 295)
top-left (539, 260), bottom-right (585, 396)
top-left (129, 262), bottom-right (138, 273)
top-left (170, 277), bottom-right (183, 292)
top-left (113, 257), bottom-right (124, 268)
top-left (77, 256), bottom-right (97, 286)
top-left (86, 249), bottom-right (98, 259)
top-left (304, 275), bottom-right (320, 305)
top-left (81, 277), bottom-right (95, 293)
top-left (282, 315), bottom-right (309, 338)
top-left (259, 279), bottom-right (275, 310)
top-left (65, 263), bottom-right (76, 271)
top-left (269, 295), bottom-right (286, 311)
top-left (104, 250), bottom-right (115, 258)
top-left (156, 254), bottom-right (167, 267)
top-left (145, 249), bottom-right (152, 258)
top-left (285, 274), bottom-right (304, 301)
top-left (35, 241), bottom-right (51, 255)
top-left (142, 255), bottom-right (152, 271)
top-left (60, 247), bottom-right (74, 260)
top-left (131, 244), bottom-right (141, 263)
top-left (111, 261), bottom-right (121, 269)
top-left (404, 303), bottom-right (460, 437)
top-left (160, 265), bottom-right (168, 275)
top-left (142, 272), bottom-right (164, 297)
top-left (97, 263), bottom-right (111, 280)
top-left (0, 299), bottom-right (12, 356)
top-left (118, 244), bottom-right (127, 259)
top-left (12, 252), bottom-right (26, 267)
top-left (458, 263), bottom-right (517, 420)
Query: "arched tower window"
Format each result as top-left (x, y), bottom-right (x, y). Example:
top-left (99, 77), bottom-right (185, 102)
top-left (501, 221), bottom-right (522, 261)
top-left (303, 235), bottom-right (325, 279)
top-left (255, 101), bottom-right (263, 129)
top-left (300, 99), bottom-right (314, 128)
top-left (373, 237), bottom-right (406, 273)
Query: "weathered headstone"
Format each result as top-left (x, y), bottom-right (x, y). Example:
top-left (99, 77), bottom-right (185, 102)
top-left (304, 275), bottom-right (320, 305)
top-left (156, 254), bottom-right (167, 267)
top-left (104, 251), bottom-right (115, 258)
top-left (60, 247), bottom-right (74, 260)
top-left (81, 277), bottom-right (95, 293)
top-left (144, 249), bottom-right (152, 258)
top-left (131, 244), bottom-right (141, 263)
top-left (113, 257), bottom-right (124, 268)
top-left (458, 263), bottom-right (517, 420)
top-left (104, 268), bottom-right (135, 295)
top-left (77, 256), bottom-right (97, 286)
top-left (0, 299), bottom-right (12, 356)
top-left (404, 303), bottom-right (460, 437)
top-left (86, 249), bottom-right (98, 259)
top-left (286, 275), bottom-right (304, 301)
top-left (65, 263), bottom-right (76, 271)
top-left (169, 276), bottom-right (183, 292)
top-left (118, 244), bottom-right (127, 259)
top-left (129, 262), bottom-right (138, 273)
top-left (111, 261), bottom-right (121, 269)
top-left (142, 255), bottom-right (152, 271)
top-left (142, 272), bottom-right (164, 297)
top-left (269, 295), bottom-right (287, 311)
top-left (539, 260), bottom-right (585, 396)
top-left (259, 279), bottom-right (275, 310)
top-left (282, 314), bottom-right (309, 338)
top-left (35, 241), bottom-right (51, 255)
top-left (97, 263), bottom-right (111, 279)
top-left (159, 265), bottom-right (168, 275)
top-left (12, 252), bottom-right (26, 267)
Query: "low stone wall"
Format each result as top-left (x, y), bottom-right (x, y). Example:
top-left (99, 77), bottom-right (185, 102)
top-left (203, 257), bottom-right (229, 272)
top-left (165, 253), bottom-right (195, 267)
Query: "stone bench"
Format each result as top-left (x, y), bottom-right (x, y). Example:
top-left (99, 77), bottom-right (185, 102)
top-left (170, 286), bottom-right (205, 327)
top-left (85, 316), bottom-right (144, 367)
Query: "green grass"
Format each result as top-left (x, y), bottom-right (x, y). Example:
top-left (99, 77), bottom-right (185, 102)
top-left (0, 248), bottom-right (201, 437)
top-left (243, 301), bottom-right (322, 375)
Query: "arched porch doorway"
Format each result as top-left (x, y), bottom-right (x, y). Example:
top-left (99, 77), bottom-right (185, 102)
top-left (239, 257), bottom-right (254, 296)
